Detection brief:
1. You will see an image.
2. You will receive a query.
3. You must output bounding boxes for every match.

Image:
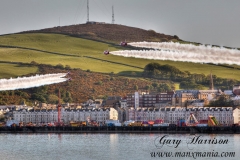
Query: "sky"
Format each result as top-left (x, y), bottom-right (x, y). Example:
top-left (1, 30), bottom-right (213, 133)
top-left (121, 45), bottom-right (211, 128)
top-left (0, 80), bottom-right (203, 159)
top-left (0, 0), bottom-right (240, 48)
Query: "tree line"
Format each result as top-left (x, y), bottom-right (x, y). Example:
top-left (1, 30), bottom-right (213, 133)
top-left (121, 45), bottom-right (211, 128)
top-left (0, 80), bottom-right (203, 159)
top-left (143, 62), bottom-right (239, 90)
top-left (0, 86), bottom-right (73, 106)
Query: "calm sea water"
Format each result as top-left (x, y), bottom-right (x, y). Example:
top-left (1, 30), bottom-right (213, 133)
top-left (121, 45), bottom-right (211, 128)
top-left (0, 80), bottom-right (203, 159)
top-left (0, 133), bottom-right (239, 160)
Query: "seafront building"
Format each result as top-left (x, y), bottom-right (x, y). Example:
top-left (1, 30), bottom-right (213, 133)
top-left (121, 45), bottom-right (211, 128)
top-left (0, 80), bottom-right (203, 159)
top-left (10, 86), bottom-right (240, 125)
top-left (126, 107), bottom-right (234, 126)
top-left (233, 107), bottom-right (240, 124)
top-left (13, 107), bottom-right (118, 124)
top-left (11, 106), bottom-right (239, 126)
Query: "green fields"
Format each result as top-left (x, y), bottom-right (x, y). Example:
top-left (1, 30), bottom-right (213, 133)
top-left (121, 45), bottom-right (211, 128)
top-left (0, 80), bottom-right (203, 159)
top-left (0, 63), bottom-right (38, 78)
top-left (0, 33), bottom-right (240, 80)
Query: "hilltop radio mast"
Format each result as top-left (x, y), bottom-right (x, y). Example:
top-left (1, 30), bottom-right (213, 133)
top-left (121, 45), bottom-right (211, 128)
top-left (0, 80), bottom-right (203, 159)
top-left (112, 5), bottom-right (115, 24)
top-left (87, 0), bottom-right (89, 22)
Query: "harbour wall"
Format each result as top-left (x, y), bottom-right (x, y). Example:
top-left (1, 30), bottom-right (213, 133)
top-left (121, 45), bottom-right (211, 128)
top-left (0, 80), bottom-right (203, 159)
top-left (0, 126), bottom-right (240, 134)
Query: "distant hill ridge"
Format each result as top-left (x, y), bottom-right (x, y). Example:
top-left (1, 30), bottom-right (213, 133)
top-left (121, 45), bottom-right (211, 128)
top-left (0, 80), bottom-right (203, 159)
top-left (22, 23), bottom-right (179, 43)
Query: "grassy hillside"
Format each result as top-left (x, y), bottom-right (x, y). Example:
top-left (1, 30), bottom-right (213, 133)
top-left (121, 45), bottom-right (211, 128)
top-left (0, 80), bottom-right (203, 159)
top-left (0, 48), bottom-right (142, 75)
top-left (0, 23), bottom-right (239, 104)
top-left (0, 33), bottom-right (240, 80)
top-left (0, 63), bottom-right (38, 79)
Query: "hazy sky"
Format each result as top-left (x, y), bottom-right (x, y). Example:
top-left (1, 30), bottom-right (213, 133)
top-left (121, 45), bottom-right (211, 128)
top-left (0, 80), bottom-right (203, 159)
top-left (0, 0), bottom-right (239, 47)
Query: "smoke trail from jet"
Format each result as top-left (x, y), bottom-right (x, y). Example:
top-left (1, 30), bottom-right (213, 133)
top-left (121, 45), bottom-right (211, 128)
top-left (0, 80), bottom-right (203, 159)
top-left (111, 49), bottom-right (240, 65)
top-left (128, 42), bottom-right (240, 57)
top-left (0, 73), bottom-right (68, 91)
top-left (110, 42), bottom-right (240, 65)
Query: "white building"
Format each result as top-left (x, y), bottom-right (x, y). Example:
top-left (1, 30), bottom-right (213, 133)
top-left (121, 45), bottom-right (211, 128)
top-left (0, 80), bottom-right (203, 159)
top-left (126, 107), bottom-right (234, 126)
top-left (13, 107), bottom-right (118, 125)
top-left (233, 108), bottom-right (240, 124)
top-left (109, 108), bottom-right (118, 120)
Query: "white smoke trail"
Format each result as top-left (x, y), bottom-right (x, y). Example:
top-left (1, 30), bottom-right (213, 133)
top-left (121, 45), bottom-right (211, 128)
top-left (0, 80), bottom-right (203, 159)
top-left (110, 42), bottom-right (240, 65)
top-left (111, 49), bottom-right (240, 65)
top-left (128, 42), bottom-right (240, 57)
top-left (0, 73), bottom-right (68, 91)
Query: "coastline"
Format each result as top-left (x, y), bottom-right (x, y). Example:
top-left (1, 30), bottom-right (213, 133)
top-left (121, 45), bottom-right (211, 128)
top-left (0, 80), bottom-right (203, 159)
top-left (1, 126), bottom-right (240, 134)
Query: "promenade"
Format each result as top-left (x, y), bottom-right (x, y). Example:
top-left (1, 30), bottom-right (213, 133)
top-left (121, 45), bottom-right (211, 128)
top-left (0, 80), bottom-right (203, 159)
top-left (1, 126), bottom-right (240, 134)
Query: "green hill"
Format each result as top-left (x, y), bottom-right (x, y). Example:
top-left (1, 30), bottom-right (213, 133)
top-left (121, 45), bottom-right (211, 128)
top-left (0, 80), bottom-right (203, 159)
top-left (0, 32), bottom-right (240, 80)
top-left (0, 23), bottom-right (240, 104)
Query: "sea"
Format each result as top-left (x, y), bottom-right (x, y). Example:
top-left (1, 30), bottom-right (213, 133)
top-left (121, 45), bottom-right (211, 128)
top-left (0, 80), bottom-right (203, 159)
top-left (0, 133), bottom-right (239, 160)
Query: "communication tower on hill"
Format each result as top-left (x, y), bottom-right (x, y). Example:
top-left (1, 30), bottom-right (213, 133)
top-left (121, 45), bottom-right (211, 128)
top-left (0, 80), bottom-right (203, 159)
top-left (87, 0), bottom-right (89, 22)
top-left (112, 6), bottom-right (115, 24)
top-left (86, 0), bottom-right (114, 24)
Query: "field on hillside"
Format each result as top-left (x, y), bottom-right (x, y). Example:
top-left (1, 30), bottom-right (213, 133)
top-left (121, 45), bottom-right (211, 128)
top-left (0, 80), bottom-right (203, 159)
top-left (0, 48), bottom-right (142, 75)
top-left (0, 63), bottom-right (38, 78)
top-left (0, 33), bottom-right (240, 80)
